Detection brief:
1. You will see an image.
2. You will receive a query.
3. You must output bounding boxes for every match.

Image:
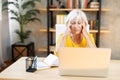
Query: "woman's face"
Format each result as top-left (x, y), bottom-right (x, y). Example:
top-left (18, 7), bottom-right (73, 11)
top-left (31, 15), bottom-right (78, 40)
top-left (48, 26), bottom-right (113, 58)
top-left (68, 17), bottom-right (84, 35)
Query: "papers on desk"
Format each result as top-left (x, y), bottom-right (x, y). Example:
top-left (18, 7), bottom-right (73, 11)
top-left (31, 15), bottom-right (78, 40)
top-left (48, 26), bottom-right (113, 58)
top-left (37, 54), bottom-right (59, 70)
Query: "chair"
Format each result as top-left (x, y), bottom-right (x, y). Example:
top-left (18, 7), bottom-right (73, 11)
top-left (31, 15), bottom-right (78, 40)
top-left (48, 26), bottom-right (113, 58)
top-left (55, 24), bottom-right (66, 43)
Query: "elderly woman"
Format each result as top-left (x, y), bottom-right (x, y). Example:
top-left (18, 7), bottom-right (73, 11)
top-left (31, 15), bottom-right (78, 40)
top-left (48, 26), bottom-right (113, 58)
top-left (55, 9), bottom-right (96, 56)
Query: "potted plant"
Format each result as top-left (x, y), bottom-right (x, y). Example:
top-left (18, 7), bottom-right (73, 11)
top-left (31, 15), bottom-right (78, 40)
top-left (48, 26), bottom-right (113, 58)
top-left (2, 0), bottom-right (41, 43)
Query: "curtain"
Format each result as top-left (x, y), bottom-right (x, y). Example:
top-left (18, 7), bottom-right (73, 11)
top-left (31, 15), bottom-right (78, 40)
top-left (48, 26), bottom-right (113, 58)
top-left (0, 0), bottom-right (6, 70)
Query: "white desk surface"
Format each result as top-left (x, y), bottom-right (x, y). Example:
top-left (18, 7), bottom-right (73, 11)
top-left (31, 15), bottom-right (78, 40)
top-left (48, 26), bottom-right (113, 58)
top-left (0, 57), bottom-right (120, 80)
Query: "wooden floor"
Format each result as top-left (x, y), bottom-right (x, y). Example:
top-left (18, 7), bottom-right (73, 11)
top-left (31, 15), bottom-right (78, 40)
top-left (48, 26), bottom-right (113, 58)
top-left (0, 60), bottom-right (13, 72)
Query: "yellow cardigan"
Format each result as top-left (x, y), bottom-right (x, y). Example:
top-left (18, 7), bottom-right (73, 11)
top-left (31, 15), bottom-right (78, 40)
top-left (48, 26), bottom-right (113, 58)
top-left (54, 33), bottom-right (95, 56)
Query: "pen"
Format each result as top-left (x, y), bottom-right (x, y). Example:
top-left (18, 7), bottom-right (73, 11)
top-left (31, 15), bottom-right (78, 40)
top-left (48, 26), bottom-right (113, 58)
top-left (31, 56), bottom-right (37, 68)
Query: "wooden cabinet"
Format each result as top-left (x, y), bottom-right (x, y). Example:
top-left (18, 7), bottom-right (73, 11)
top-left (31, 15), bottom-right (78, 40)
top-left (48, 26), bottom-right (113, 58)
top-left (39, 0), bottom-right (110, 55)
top-left (12, 42), bottom-right (35, 62)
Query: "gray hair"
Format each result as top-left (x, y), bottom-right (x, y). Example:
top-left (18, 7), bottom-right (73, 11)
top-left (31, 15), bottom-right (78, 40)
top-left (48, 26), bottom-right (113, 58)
top-left (65, 9), bottom-right (88, 25)
top-left (65, 9), bottom-right (89, 33)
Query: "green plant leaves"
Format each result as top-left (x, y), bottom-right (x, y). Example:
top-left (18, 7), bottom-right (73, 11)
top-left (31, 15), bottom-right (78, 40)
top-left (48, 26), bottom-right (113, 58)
top-left (22, 0), bottom-right (41, 10)
top-left (15, 30), bottom-right (32, 39)
top-left (2, 0), bottom-right (41, 43)
top-left (2, 1), bottom-right (19, 11)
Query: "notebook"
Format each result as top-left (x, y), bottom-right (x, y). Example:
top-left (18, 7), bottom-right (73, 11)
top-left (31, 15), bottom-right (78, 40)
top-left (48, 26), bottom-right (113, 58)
top-left (58, 47), bottom-right (111, 77)
top-left (37, 54), bottom-right (58, 70)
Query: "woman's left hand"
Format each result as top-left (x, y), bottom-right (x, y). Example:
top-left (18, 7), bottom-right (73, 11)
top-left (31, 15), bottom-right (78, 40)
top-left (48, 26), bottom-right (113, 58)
top-left (82, 19), bottom-right (88, 36)
top-left (82, 19), bottom-right (96, 48)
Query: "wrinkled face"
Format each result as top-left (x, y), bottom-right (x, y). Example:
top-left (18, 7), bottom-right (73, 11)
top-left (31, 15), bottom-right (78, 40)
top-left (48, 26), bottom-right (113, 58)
top-left (67, 17), bottom-right (85, 35)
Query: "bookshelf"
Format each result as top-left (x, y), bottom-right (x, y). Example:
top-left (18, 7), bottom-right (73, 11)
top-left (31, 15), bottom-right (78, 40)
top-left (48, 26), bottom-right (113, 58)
top-left (39, 0), bottom-right (110, 54)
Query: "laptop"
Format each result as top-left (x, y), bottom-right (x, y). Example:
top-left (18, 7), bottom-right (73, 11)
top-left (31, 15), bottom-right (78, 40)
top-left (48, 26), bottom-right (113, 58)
top-left (58, 47), bottom-right (111, 77)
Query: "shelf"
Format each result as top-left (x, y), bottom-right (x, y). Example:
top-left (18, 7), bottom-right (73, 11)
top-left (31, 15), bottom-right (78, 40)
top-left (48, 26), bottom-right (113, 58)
top-left (39, 8), bottom-right (46, 11)
top-left (40, 28), bottom-right (55, 32)
top-left (90, 30), bottom-right (110, 33)
top-left (40, 28), bottom-right (110, 33)
top-left (39, 8), bottom-right (110, 12)
top-left (38, 46), bottom-right (55, 52)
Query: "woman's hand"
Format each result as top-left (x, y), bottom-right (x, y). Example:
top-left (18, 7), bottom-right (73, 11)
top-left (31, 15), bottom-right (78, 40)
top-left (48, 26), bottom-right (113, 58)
top-left (82, 20), bottom-right (89, 37)
top-left (82, 20), bottom-right (96, 48)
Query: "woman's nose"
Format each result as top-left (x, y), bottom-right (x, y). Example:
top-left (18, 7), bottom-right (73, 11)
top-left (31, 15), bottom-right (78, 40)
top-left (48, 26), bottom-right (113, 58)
top-left (75, 24), bottom-right (78, 27)
top-left (74, 23), bottom-right (80, 29)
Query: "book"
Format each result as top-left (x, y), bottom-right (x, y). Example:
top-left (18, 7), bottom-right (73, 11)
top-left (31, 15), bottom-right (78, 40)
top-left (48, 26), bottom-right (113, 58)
top-left (67, 0), bottom-right (73, 8)
top-left (81, 0), bottom-right (88, 8)
top-left (56, 14), bottom-right (67, 24)
top-left (37, 54), bottom-right (58, 70)
top-left (75, 0), bottom-right (79, 8)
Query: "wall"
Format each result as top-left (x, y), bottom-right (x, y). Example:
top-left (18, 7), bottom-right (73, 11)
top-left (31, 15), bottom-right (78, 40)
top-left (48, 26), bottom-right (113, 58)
top-left (100, 0), bottom-right (120, 59)
top-left (28, 0), bottom-right (47, 56)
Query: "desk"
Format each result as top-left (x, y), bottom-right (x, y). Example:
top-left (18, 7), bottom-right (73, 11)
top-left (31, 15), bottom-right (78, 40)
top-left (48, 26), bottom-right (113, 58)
top-left (0, 57), bottom-right (120, 80)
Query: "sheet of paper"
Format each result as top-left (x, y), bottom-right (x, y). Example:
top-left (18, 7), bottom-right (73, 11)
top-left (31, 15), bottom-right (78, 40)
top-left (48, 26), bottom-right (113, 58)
top-left (44, 54), bottom-right (59, 66)
top-left (37, 62), bottom-right (49, 69)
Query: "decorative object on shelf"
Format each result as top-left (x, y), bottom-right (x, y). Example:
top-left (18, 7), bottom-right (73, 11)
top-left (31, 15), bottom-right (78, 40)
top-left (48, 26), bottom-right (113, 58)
top-left (49, 5), bottom-right (57, 8)
top-left (89, 20), bottom-right (94, 30)
top-left (90, 1), bottom-right (99, 8)
top-left (56, 0), bottom-right (65, 8)
top-left (2, 0), bottom-right (41, 43)
top-left (94, 20), bottom-right (98, 29)
top-left (89, 20), bottom-right (98, 30)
